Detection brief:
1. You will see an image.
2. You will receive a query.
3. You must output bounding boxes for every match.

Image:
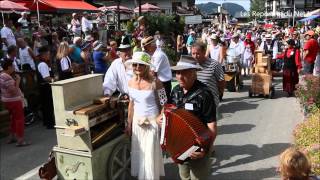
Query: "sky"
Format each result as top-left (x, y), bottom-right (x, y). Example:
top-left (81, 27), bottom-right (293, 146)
top-left (195, 0), bottom-right (251, 11)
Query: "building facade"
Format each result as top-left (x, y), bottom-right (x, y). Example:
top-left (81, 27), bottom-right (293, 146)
top-left (265, 0), bottom-right (320, 17)
top-left (96, 0), bottom-right (195, 14)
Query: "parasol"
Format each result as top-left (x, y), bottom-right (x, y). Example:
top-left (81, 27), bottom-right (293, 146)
top-left (0, 0), bottom-right (29, 24)
top-left (134, 3), bottom-right (161, 13)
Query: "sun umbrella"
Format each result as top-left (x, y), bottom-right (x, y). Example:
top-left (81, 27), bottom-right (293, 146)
top-left (99, 5), bottom-right (132, 13)
top-left (0, 0), bottom-right (29, 25)
top-left (134, 3), bottom-right (161, 13)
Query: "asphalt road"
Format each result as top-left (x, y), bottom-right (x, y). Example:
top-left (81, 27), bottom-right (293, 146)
top-left (0, 77), bottom-right (303, 180)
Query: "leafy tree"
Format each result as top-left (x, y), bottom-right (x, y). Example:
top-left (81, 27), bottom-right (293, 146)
top-left (250, 0), bottom-right (265, 19)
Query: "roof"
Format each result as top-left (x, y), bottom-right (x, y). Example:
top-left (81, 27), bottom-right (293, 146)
top-left (15, 0), bottom-right (98, 13)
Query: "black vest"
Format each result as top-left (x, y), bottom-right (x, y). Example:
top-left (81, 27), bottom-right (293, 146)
top-left (283, 48), bottom-right (297, 70)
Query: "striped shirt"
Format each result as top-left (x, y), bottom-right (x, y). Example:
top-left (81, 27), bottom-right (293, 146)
top-left (0, 72), bottom-right (22, 102)
top-left (197, 58), bottom-right (224, 106)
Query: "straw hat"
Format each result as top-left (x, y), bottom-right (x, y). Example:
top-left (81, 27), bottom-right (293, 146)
top-left (171, 55), bottom-right (202, 71)
top-left (141, 36), bottom-right (156, 47)
top-left (125, 52), bottom-right (152, 66)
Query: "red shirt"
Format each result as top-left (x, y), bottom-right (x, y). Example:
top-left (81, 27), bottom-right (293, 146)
top-left (244, 40), bottom-right (255, 53)
top-left (303, 38), bottom-right (319, 63)
top-left (277, 48), bottom-right (302, 70)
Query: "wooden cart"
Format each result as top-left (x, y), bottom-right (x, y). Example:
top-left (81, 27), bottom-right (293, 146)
top-left (249, 51), bottom-right (275, 98)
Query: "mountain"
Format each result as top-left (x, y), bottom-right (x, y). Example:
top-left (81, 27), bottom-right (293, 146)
top-left (196, 2), bottom-right (246, 17)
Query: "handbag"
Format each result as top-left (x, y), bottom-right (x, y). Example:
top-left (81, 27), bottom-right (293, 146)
top-left (38, 151), bottom-right (57, 180)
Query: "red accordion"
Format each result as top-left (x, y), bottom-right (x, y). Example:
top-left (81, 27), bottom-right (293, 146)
top-left (160, 104), bottom-right (213, 164)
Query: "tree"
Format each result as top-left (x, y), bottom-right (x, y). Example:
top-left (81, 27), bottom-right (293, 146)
top-left (250, 0), bottom-right (265, 19)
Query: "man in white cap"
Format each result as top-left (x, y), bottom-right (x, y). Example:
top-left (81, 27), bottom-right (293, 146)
top-left (142, 36), bottom-right (172, 99)
top-left (81, 12), bottom-right (92, 37)
top-left (169, 55), bottom-right (217, 180)
top-left (103, 36), bottom-right (132, 96)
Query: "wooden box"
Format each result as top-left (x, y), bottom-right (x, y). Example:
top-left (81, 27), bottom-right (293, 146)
top-left (251, 73), bottom-right (272, 94)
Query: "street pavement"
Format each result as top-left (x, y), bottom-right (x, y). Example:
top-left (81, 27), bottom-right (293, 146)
top-left (0, 77), bottom-right (303, 180)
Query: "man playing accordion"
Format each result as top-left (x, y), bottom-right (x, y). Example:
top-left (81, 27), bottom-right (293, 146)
top-left (168, 55), bottom-right (217, 180)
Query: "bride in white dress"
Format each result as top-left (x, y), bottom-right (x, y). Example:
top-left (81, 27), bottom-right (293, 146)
top-left (125, 52), bottom-right (165, 180)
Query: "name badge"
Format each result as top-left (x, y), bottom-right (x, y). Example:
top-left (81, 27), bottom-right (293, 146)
top-left (185, 103), bottom-right (194, 110)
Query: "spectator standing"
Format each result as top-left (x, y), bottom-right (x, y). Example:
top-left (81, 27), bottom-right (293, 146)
top-left (14, 23), bottom-right (25, 39)
top-left (71, 13), bottom-right (81, 37)
top-left (17, 38), bottom-right (36, 71)
top-left (277, 39), bottom-right (302, 96)
top-left (279, 147), bottom-right (318, 180)
top-left (1, 20), bottom-right (16, 56)
top-left (103, 36), bottom-right (132, 96)
top-left (125, 52), bottom-right (165, 180)
top-left (0, 59), bottom-right (30, 146)
top-left (169, 56), bottom-right (217, 180)
top-left (36, 46), bottom-right (55, 129)
top-left (186, 30), bottom-right (196, 54)
top-left (81, 12), bottom-right (92, 37)
top-left (17, 12), bottom-right (29, 34)
top-left (56, 42), bottom-right (73, 80)
top-left (96, 13), bottom-right (107, 42)
top-left (192, 42), bottom-right (225, 117)
top-left (142, 36), bottom-right (172, 99)
top-left (303, 30), bottom-right (320, 74)
top-left (92, 40), bottom-right (109, 74)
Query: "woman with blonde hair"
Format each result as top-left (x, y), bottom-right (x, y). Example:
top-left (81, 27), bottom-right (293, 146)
top-left (279, 147), bottom-right (317, 180)
top-left (125, 52), bottom-right (166, 180)
top-left (56, 42), bottom-right (72, 80)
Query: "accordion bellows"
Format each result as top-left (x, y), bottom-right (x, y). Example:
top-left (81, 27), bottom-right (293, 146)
top-left (161, 104), bottom-right (213, 164)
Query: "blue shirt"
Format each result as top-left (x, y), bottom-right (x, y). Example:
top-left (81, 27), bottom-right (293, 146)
top-left (69, 45), bottom-right (82, 64)
top-left (93, 51), bottom-right (107, 74)
top-left (187, 35), bottom-right (195, 46)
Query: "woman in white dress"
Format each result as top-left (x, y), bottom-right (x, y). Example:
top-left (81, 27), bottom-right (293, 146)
top-left (125, 52), bottom-right (165, 180)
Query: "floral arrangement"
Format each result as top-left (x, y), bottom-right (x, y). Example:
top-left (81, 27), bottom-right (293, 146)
top-left (295, 75), bottom-right (320, 116)
top-left (293, 75), bottom-right (320, 175)
top-left (293, 109), bottom-right (320, 175)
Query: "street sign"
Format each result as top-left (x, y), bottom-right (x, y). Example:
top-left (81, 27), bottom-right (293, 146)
top-left (185, 15), bottom-right (202, 24)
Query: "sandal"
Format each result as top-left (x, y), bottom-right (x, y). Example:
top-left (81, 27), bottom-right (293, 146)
top-left (6, 139), bottom-right (17, 144)
top-left (16, 141), bottom-right (31, 147)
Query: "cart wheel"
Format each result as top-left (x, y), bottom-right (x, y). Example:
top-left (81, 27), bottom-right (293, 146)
top-left (269, 87), bottom-right (275, 99)
top-left (248, 89), bottom-right (253, 97)
top-left (107, 141), bottom-right (132, 180)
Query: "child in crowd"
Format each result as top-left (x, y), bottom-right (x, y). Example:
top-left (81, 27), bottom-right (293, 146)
top-left (279, 147), bottom-right (318, 180)
top-left (36, 46), bottom-right (55, 129)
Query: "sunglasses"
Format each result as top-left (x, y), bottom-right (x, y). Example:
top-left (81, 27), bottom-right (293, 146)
top-left (132, 63), bottom-right (146, 67)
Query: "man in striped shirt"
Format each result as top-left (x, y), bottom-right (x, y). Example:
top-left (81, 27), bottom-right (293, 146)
top-left (191, 42), bottom-right (225, 113)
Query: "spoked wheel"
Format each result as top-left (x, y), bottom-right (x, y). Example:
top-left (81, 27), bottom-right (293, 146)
top-left (107, 141), bottom-right (132, 180)
top-left (248, 89), bottom-right (253, 97)
top-left (268, 86), bottom-right (275, 99)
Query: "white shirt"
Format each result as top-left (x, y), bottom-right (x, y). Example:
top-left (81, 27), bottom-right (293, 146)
top-left (1, 26), bottom-right (16, 47)
top-left (81, 17), bottom-right (92, 32)
top-left (151, 49), bottom-right (172, 82)
top-left (71, 19), bottom-right (81, 33)
top-left (19, 46), bottom-right (36, 70)
top-left (60, 56), bottom-right (71, 71)
top-left (259, 41), bottom-right (278, 59)
top-left (209, 44), bottom-right (221, 62)
top-left (18, 18), bottom-right (28, 28)
top-left (38, 62), bottom-right (51, 79)
top-left (103, 58), bottom-right (132, 96)
top-left (229, 40), bottom-right (245, 57)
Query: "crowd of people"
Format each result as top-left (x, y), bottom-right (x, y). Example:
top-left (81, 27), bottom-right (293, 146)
top-left (0, 11), bottom-right (320, 180)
